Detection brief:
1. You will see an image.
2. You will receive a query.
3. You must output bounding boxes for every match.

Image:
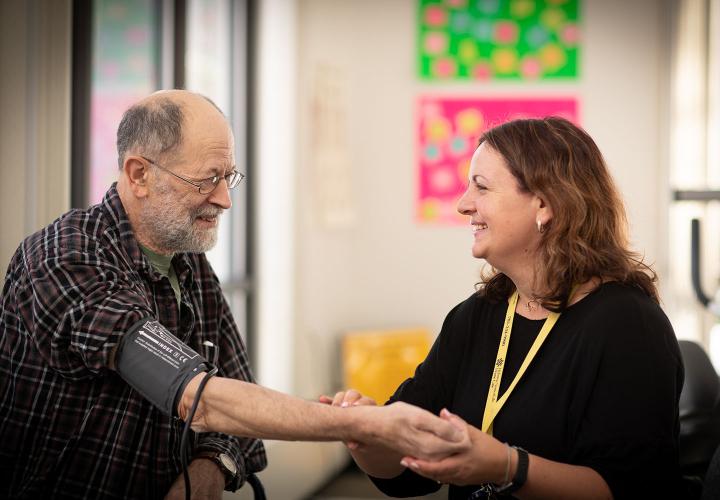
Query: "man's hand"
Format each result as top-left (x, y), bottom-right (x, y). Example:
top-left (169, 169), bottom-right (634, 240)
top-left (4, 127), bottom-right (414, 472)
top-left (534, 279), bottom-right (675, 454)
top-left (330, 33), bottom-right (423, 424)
top-left (164, 458), bottom-right (226, 500)
top-left (355, 402), bottom-right (471, 462)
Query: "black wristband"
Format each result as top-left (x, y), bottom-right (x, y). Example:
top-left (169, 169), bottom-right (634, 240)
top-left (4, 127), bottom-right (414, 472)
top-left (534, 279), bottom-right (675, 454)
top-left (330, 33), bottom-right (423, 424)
top-left (495, 446), bottom-right (529, 494)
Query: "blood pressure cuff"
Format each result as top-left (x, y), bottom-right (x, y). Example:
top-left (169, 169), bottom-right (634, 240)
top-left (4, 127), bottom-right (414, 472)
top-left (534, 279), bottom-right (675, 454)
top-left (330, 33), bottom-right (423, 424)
top-left (115, 317), bottom-right (209, 416)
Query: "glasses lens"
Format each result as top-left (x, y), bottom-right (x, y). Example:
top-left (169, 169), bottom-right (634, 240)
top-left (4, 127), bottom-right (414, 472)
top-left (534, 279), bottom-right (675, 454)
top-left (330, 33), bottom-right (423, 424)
top-left (199, 179), bottom-right (216, 194)
top-left (226, 171), bottom-right (244, 189)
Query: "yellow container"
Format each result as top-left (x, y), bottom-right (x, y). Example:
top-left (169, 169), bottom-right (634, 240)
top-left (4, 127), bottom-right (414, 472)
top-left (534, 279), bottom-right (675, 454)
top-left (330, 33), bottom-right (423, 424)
top-left (342, 328), bottom-right (432, 405)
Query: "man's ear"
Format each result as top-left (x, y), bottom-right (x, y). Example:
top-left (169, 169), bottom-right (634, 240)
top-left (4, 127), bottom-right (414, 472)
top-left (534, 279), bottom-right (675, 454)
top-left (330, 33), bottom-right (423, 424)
top-left (122, 156), bottom-right (151, 198)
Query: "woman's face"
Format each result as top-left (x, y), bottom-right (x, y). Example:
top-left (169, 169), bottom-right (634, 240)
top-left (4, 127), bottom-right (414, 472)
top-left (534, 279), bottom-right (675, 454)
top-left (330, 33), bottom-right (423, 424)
top-left (456, 142), bottom-right (547, 272)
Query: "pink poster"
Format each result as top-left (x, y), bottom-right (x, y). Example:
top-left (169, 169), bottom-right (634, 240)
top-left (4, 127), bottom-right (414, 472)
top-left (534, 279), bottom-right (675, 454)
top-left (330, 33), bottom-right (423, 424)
top-left (90, 92), bottom-right (151, 204)
top-left (417, 97), bottom-right (579, 224)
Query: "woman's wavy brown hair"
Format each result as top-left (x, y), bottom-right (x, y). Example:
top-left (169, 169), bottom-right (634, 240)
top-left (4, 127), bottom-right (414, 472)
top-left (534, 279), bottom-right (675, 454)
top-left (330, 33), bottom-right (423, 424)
top-left (477, 117), bottom-right (658, 310)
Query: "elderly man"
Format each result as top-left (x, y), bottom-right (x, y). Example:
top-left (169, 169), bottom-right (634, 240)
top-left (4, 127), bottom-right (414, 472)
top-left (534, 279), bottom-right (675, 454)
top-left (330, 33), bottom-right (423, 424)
top-left (0, 90), bottom-right (468, 499)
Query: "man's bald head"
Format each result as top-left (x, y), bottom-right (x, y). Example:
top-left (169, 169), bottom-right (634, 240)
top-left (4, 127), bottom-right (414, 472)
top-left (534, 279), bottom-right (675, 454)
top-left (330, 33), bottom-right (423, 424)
top-left (115, 90), bottom-right (235, 255)
top-left (116, 90), bottom-right (227, 169)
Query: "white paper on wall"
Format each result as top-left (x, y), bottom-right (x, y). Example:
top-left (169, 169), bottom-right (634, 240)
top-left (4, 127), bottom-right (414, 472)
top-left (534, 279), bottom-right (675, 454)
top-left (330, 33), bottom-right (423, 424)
top-left (310, 64), bottom-right (356, 229)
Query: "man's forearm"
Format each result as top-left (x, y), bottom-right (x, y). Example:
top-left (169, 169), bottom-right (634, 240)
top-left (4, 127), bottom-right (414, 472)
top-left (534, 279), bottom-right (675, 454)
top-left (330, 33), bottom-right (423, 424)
top-left (179, 374), bottom-right (365, 442)
top-left (178, 373), bottom-right (471, 462)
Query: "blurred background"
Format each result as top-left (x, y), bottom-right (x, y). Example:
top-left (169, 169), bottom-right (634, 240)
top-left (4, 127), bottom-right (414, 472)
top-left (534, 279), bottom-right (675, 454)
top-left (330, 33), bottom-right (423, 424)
top-left (1, 0), bottom-right (719, 498)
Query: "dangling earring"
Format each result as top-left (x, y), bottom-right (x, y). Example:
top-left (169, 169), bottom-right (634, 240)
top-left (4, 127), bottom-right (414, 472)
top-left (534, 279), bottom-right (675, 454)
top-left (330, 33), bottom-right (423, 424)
top-left (537, 220), bottom-right (545, 233)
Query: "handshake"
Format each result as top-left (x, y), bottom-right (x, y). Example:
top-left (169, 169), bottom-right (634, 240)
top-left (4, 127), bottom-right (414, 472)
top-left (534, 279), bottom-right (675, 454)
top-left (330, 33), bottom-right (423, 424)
top-left (317, 390), bottom-right (480, 484)
top-left (181, 374), bottom-right (497, 486)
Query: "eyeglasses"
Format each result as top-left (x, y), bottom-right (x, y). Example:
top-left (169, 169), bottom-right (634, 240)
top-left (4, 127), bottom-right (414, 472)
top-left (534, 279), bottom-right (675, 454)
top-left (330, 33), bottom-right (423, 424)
top-left (140, 156), bottom-right (245, 194)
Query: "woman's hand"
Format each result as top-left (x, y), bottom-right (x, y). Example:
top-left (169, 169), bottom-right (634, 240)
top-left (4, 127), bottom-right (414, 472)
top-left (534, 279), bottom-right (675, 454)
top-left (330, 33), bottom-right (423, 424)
top-left (319, 389), bottom-right (377, 409)
top-left (364, 403), bottom-right (471, 462)
top-left (319, 390), bottom-right (472, 478)
top-left (319, 389), bottom-right (376, 449)
top-left (400, 409), bottom-right (507, 486)
top-left (321, 392), bottom-right (471, 461)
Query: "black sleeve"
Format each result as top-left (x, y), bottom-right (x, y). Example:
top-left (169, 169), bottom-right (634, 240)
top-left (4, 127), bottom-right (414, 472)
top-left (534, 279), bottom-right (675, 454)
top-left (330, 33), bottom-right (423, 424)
top-left (369, 295), bottom-right (477, 497)
top-left (369, 467), bottom-right (442, 498)
top-left (570, 292), bottom-right (683, 499)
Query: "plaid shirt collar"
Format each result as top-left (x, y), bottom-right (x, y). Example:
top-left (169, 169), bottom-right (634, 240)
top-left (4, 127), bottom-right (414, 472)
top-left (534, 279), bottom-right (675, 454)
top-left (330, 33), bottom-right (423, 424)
top-left (101, 183), bottom-right (195, 288)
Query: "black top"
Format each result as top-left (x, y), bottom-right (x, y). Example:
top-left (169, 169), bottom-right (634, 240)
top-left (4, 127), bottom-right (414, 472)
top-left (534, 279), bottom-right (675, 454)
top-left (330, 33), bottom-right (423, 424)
top-left (370, 282), bottom-right (683, 499)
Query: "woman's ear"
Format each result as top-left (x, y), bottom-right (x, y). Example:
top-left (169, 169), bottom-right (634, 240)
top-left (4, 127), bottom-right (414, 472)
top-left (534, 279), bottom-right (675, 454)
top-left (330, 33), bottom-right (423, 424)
top-left (535, 193), bottom-right (553, 227)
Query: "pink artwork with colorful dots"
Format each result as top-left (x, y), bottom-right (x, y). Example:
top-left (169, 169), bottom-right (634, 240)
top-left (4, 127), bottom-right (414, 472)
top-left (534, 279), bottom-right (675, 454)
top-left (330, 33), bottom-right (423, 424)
top-left (416, 96), bottom-right (579, 224)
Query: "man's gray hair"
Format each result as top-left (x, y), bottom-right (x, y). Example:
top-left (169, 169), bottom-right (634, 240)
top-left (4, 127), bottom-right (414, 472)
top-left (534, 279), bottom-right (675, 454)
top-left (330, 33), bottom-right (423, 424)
top-left (116, 98), bottom-right (184, 169)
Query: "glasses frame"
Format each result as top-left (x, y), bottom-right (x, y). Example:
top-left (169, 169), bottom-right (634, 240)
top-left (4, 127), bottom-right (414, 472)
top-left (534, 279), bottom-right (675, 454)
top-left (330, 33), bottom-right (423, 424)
top-left (139, 155), bottom-right (245, 194)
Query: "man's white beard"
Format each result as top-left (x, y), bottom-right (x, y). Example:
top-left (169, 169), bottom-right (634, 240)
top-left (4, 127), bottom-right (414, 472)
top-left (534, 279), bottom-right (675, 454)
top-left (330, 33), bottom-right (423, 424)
top-left (140, 186), bottom-right (222, 254)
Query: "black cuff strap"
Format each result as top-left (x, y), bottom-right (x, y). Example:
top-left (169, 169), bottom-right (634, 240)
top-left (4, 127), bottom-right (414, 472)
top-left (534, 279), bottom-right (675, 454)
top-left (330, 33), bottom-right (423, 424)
top-left (115, 317), bottom-right (208, 416)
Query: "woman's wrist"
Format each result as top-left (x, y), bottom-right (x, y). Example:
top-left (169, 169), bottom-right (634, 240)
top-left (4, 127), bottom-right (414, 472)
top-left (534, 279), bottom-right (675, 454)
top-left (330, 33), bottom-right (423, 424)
top-left (498, 443), bottom-right (512, 485)
top-left (467, 426), bottom-right (511, 485)
top-left (495, 444), bottom-right (518, 486)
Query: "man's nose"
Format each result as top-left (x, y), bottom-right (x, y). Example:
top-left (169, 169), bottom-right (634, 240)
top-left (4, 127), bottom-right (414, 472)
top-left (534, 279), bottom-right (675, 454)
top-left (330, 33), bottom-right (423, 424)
top-left (208, 179), bottom-right (232, 210)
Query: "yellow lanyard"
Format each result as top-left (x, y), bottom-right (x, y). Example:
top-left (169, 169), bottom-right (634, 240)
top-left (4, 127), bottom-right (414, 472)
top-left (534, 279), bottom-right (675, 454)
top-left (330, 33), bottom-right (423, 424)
top-left (481, 290), bottom-right (562, 434)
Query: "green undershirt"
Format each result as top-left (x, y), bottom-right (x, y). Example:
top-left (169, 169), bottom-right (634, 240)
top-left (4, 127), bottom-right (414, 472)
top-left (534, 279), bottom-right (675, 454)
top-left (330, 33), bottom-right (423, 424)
top-left (139, 244), bottom-right (181, 309)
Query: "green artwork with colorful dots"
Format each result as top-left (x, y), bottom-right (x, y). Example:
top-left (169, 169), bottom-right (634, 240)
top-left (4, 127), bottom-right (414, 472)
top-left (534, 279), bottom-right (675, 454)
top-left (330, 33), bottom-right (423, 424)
top-left (418, 0), bottom-right (580, 80)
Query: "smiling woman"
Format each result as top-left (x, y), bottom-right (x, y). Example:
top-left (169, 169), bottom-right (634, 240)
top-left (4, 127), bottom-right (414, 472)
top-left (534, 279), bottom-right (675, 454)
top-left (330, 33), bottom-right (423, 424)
top-left (457, 142), bottom-right (546, 275)
top-left (470, 117), bottom-right (658, 312)
top-left (328, 117), bottom-right (684, 500)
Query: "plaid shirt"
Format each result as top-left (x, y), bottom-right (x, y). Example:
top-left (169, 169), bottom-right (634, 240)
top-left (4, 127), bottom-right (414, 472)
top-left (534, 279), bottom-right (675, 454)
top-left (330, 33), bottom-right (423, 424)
top-left (0, 184), bottom-right (266, 499)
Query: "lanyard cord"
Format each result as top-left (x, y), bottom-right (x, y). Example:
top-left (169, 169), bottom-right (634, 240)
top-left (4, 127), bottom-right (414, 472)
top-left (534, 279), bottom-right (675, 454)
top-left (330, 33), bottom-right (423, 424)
top-left (481, 290), bottom-right (563, 434)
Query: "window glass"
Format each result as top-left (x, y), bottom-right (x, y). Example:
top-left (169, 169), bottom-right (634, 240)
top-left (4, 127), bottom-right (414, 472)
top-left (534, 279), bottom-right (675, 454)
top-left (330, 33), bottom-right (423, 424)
top-left (90, 0), bottom-right (159, 204)
top-left (186, 0), bottom-right (249, 338)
